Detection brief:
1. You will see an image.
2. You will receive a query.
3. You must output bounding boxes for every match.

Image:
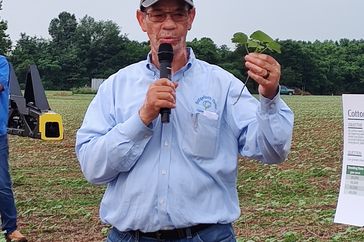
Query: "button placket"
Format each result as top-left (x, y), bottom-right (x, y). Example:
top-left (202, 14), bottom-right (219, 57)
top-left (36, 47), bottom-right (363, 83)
top-left (157, 122), bottom-right (173, 224)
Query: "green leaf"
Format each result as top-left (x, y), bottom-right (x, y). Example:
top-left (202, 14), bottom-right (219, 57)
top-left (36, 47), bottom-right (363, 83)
top-left (250, 30), bottom-right (274, 43)
top-left (231, 30), bottom-right (281, 55)
top-left (247, 40), bottom-right (265, 52)
top-left (247, 40), bottom-right (260, 49)
top-left (267, 41), bottom-right (282, 54)
top-left (231, 32), bottom-right (248, 45)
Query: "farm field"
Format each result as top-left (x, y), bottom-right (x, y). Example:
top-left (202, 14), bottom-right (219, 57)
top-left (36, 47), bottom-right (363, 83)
top-left (5, 93), bottom-right (364, 241)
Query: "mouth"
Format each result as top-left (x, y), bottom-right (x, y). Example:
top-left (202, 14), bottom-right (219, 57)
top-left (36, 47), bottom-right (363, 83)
top-left (159, 37), bottom-right (178, 44)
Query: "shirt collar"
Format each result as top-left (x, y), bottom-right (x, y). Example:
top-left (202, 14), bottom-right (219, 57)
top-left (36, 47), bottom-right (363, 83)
top-left (145, 48), bottom-right (195, 77)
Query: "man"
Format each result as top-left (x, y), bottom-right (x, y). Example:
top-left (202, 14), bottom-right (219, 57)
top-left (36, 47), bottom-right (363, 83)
top-left (76, 0), bottom-right (294, 241)
top-left (0, 55), bottom-right (27, 242)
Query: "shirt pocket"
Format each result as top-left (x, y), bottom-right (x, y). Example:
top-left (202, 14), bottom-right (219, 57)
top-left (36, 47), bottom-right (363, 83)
top-left (182, 112), bottom-right (219, 159)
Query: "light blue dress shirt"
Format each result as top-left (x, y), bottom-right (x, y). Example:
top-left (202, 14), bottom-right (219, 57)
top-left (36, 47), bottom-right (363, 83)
top-left (76, 49), bottom-right (294, 232)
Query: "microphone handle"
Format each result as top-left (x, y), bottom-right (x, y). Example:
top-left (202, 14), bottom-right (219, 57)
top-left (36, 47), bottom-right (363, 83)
top-left (160, 61), bottom-right (171, 123)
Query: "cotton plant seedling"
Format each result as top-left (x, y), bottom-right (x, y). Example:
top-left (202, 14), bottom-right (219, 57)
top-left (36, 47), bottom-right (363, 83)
top-left (232, 30), bottom-right (281, 104)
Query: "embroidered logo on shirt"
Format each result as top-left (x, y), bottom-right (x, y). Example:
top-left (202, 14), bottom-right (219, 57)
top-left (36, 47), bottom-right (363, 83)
top-left (195, 95), bottom-right (217, 113)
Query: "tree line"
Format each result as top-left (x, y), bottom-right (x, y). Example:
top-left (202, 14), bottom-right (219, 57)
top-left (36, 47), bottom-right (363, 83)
top-left (1, 11), bottom-right (363, 94)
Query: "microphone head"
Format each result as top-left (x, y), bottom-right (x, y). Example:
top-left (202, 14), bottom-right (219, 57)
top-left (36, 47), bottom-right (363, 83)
top-left (158, 43), bottom-right (174, 62)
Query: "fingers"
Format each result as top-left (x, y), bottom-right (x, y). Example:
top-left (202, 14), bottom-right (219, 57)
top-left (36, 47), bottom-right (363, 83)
top-left (263, 70), bottom-right (270, 79)
top-left (244, 53), bottom-right (281, 80)
top-left (246, 70), bottom-right (271, 86)
top-left (152, 78), bottom-right (178, 106)
top-left (245, 52), bottom-right (279, 67)
top-left (139, 78), bottom-right (178, 125)
top-left (244, 53), bottom-right (281, 99)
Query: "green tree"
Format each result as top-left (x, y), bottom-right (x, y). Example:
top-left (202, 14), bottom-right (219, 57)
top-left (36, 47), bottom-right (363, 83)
top-left (47, 12), bottom-right (83, 89)
top-left (0, 1), bottom-right (12, 55)
top-left (0, 20), bottom-right (11, 55)
top-left (188, 37), bottom-right (219, 64)
top-left (49, 12), bottom-right (77, 46)
top-left (277, 40), bottom-right (314, 92)
top-left (220, 44), bottom-right (246, 83)
top-left (73, 15), bottom-right (139, 86)
top-left (10, 34), bottom-right (51, 88)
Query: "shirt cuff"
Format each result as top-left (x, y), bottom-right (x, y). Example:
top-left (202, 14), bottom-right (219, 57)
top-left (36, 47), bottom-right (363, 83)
top-left (259, 93), bottom-right (280, 114)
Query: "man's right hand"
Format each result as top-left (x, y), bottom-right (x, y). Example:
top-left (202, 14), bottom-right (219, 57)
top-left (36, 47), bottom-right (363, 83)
top-left (139, 78), bottom-right (178, 125)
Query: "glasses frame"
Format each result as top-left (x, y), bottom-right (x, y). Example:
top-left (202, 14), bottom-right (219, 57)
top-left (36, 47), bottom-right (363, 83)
top-left (144, 8), bottom-right (191, 23)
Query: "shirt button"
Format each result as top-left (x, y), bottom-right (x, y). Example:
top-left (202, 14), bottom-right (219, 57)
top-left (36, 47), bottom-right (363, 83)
top-left (160, 199), bottom-right (165, 205)
top-left (161, 170), bottom-right (167, 175)
top-left (270, 104), bottom-right (276, 109)
top-left (164, 141), bottom-right (169, 146)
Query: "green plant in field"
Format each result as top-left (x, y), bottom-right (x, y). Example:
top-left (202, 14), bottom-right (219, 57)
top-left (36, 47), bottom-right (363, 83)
top-left (231, 30), bottom-right (281, 104)
top-left (71, 87), bottom-right (97, 95)
top-left (0, 232), bottom-right (5, 242)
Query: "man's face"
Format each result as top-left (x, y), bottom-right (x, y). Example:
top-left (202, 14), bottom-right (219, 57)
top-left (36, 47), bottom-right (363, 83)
top-left (137, 0), bottom-right (195, 55)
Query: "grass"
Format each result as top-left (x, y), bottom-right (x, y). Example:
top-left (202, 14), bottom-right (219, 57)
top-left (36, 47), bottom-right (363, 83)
top-left (5, 93), bottom-right (363, 241)
top-left (8, 91), bottom-right (106, 241)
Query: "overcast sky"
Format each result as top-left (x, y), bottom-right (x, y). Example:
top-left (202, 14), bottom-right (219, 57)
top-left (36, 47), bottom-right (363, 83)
top-left (1, 0), bottom-right (363, 49)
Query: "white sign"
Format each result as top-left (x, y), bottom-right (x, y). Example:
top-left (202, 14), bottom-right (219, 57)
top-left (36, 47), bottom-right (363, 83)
top-left (335, 94), bottom-right (364, 226)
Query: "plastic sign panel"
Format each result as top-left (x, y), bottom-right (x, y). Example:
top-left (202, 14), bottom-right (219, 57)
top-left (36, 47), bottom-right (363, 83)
top-left (335, 94), bottom-right (364, 226)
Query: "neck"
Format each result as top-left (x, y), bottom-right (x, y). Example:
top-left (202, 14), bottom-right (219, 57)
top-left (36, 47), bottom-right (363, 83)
top-left (152, 47), bottom-right (189, 74)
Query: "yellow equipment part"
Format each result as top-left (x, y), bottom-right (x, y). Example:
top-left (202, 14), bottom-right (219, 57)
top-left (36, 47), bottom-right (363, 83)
top-left (39, 111), bottom-right (64, 141)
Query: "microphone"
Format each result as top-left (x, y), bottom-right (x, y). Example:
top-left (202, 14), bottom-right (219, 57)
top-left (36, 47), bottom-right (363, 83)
top-left (158, 43), bottom-right (174, 123)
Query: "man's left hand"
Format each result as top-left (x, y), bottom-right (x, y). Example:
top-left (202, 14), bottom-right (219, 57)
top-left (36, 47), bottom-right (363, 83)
top-left (244, 53), bottom-right (281, 99)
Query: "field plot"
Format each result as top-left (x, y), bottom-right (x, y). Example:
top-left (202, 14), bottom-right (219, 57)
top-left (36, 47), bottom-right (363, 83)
top-left (8, 93), bottom-right (364, 241)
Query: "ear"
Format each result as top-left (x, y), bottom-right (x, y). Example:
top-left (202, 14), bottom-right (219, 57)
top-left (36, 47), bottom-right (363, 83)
top-left (136, 10), bottom-right (147, 32)
top-left (187, 8), bottom-right (196, 31)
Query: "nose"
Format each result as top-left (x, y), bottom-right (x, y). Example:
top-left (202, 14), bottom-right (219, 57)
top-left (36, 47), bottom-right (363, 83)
top-left (161, 14), bottom-right (177, 28)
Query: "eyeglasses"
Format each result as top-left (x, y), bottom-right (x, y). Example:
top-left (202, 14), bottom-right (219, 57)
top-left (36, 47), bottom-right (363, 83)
top-left (144, 10), bottom-right (189, 23)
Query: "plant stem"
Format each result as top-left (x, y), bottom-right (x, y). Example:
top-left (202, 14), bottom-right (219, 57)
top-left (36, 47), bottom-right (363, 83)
top-left (260, 47), bottom-right (268, 53)
top-left (244, 45), bottom-right (249, 55)
top-left (234, 44), bottom-right (251, 105)
top-left (233, 75), bottom-right (250, 105)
